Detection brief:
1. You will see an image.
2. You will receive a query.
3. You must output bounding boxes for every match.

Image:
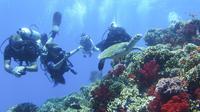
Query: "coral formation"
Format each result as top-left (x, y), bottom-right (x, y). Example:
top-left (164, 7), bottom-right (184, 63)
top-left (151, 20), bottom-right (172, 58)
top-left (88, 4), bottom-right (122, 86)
top-left (144, 19), bottom-right (200, 46)
top-left (108, 63), bottom-right (126, 77)
top-left (161, 92), bottom-right (190, 112)
top-left (138, 60), bottom-right (160, 86)
top-left (155, 77), bottom-right (187, 97)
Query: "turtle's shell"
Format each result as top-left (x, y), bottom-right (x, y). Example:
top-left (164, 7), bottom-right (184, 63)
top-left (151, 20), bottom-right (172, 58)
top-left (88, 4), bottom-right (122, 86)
top-left (98, 42), bottom-right (129, 60)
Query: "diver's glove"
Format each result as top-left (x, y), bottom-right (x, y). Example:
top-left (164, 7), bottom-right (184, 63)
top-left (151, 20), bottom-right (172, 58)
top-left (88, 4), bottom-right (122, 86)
top-left (12, 66), bottom-right (26, 77)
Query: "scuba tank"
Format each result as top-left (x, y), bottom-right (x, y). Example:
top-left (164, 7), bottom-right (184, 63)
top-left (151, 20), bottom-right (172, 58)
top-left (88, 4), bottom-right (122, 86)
top-left (17, 27), bottom-right (41, 41)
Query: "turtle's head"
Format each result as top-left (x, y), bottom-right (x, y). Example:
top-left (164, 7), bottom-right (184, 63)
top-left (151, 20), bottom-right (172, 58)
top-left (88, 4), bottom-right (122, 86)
top-left (128, 34), bottom-right (142, 48)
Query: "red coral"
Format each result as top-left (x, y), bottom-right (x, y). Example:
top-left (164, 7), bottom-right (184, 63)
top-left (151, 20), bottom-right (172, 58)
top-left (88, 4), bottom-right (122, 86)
top-left (161, 92), bottom-right (190, 112)
top-left (138, 60), bottom-right (160, 86)
top-left (108, 64), bottom-right (125, 77)
top-left (147, 85), bottom-right (156, 96)
top-left (182, 23), bottom-right (198, 37)
top-left (128, 73), bottom-right (136, 80)
top-left (148, 93), bottom-right (162, 112)
top-left (117, 106), bottom-right (127, 112)
top-left (91, 84), bottom-right (113, 103)
top-left (194, 88), bottom-right (200, 100)
top-left (91, 84), bottom-right (114, 111)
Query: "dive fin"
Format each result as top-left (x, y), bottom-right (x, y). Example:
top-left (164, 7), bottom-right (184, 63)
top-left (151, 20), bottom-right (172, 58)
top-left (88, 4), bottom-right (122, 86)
top-left (53, 11), bottom-right (62, 26)
top-left (52, 74), bottom-right (65, 86)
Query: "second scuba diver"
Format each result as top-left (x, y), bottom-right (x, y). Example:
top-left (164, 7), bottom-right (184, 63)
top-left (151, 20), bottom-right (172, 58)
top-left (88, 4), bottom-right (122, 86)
top-left (40, 43), bottom-right (81, 85)
top-left (79, 33), bottom-right (99, 57)
top-left (40, 12), bottom-right (82, 85)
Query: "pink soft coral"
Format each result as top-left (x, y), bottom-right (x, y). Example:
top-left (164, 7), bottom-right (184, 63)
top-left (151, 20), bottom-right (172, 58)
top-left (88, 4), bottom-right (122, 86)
top-left (161, 92), bottom-right (190, 112)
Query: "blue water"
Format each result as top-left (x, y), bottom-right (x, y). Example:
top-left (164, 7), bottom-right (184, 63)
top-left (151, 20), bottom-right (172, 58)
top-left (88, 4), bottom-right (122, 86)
top-left (0, 0), bottom-right (199, 111)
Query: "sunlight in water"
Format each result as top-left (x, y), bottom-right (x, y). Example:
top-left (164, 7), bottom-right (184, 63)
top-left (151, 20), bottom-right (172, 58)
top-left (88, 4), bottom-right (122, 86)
top-left (98, 0), bottom-right (159, 23)
top-left (66, 1), bottom-right (87, 25)
top-left (168, 11), bottom-right (182, 26)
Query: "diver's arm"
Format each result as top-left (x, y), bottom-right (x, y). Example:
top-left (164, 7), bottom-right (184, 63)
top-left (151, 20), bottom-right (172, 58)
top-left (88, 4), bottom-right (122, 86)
top-left (54, 57), bottom-right (66, 69)
top-left (24, 62), bottom-right (38, 72)
top-left (4, 59), bottom-right (23, 77)
top-left (4, 59), bottom-right (14, 74)
top-left (90, 39), bottom-right (100, 52)
top-left (48, 57), bottom-right (66, 70)
top-left (66, 46), bottom-right (82, 58)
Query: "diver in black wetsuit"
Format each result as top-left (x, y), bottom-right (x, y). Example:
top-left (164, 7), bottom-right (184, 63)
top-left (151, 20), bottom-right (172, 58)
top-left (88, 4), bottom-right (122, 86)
top-left (96, 22), bottom-right (132, 52)
top-left (3, 12), bottom-right (61, 77)
top-left (40, 43), bottom-right (81, 85)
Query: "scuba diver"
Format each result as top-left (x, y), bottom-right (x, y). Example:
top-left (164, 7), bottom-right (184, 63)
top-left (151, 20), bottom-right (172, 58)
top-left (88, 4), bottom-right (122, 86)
top-left (96, 22), bottom-right (132, 51)
top-left (3, 11), bottom-right (62, 77)
top-left (79, 33), bottom-right (99, 57)
top-left (40, 43), bottom-right (82, 85)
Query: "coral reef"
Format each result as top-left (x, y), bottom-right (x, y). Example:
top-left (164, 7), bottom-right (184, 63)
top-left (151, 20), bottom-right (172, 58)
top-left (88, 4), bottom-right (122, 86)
top-left (7, 19), bottom-right (200, 112)
top-left (144, 19), bottom-right (200, 46)
top-left (7, 103), bottom-right (38, 112)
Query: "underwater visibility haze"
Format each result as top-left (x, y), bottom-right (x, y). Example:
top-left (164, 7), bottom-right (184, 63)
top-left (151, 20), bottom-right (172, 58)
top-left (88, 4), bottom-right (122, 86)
top-left (0, 0), bottom-right (200, 111)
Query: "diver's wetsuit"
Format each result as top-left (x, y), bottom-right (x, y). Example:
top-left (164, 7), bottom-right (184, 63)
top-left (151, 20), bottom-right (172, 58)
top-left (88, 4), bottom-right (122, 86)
top-left (41, 47), bottom-right (76, 85)
top-left (96, 27), bottom-right (131, 51)
top-left (4, 40), bottom-right (39, 65)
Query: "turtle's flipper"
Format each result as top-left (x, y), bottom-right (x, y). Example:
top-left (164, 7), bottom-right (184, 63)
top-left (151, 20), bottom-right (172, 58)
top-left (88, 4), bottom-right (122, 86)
top-left (53, 11), bottom-right (62, 26)
top-left (98, 59), bottom-right (105, 71)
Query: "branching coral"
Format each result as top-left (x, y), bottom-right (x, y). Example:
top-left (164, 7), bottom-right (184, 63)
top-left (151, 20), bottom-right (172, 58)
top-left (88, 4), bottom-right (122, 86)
top-left (108, 85), bottom-right (152, 112)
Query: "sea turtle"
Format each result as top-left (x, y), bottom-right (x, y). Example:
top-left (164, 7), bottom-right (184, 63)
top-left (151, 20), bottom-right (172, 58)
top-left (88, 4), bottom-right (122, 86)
top-left (98, 34), bottom-right (142, 71)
